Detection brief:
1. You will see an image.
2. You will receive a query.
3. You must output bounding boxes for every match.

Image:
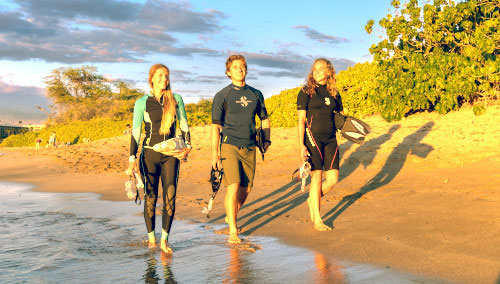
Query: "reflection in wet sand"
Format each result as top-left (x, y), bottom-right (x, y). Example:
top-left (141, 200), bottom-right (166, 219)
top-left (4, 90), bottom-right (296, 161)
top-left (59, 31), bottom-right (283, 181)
top-left (144, 252), bottom-right (161, 283)
top-left (225, 247), bottom-right (245, 283)
top-left (314, 252), bottom-right (345, 283)
top-left (144, 252), bottom-right (178, 284)
top-left (161, 252), bottom-right (177, 284)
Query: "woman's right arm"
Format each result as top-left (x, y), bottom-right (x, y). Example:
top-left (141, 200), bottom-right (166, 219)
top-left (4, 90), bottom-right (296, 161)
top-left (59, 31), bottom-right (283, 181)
top-left (127, 97), bottom-right (146, 175)
top-left (297, 110), bottom-right (308, 160)
top-left (296, 89), bottom-right (309, 161)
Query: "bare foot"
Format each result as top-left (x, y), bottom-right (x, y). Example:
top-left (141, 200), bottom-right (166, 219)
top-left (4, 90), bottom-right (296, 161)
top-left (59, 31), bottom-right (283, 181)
top-left (228, 233), bottom-right (242, 244)
top-left (214, 227), bottom-right (242, 235)
top-left (148, 240), bottom-right (156, 249)
top-left (306, 198), bottom-right (314, 222)
top-left (313, 222), bottom-right (332, 231)
top-left (160, 240), bottom-right (173, 254)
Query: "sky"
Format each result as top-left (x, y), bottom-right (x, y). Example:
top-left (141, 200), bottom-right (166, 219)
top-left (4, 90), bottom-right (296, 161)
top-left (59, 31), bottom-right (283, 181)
top-left (0, 0), bottom-right (393, 125)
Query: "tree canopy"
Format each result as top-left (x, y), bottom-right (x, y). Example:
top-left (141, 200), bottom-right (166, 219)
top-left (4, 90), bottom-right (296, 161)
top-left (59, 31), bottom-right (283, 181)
top-left (363, 0), bottom-right (499, 121)
top-left (44, 66), bottom-right (144, 123)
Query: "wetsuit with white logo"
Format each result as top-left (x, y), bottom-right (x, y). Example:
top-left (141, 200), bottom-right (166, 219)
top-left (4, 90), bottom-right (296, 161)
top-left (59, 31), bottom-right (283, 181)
top-left (129, 93), bottom-right (190, 236)
top-left (212, 84), bottom-right (268, 147)
top-left (297, 84), bottom-right (343, 171)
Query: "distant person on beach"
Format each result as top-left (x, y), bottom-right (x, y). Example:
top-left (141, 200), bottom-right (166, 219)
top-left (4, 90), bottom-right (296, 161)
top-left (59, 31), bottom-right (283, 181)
top-left (127, 63), bottom-right (191, 254)
top-left (48, 132), bottom-right (56, 148)
top-left (297, 58), bottom-right (344, 231)
top-left (211, 54), bottom-right (271, 243)
top-left (35, 138), bottom-right (42, 151)
top-left (123, 124), bottom-right (132, 135)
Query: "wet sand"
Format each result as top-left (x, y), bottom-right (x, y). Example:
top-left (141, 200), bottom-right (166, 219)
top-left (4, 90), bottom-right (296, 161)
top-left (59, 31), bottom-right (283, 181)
top-left (1, 105), bottom-right (499, 283)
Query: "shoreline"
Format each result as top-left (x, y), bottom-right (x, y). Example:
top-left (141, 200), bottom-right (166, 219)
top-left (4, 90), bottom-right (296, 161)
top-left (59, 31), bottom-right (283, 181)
top-left (2, 107), bottom-right (500, 283)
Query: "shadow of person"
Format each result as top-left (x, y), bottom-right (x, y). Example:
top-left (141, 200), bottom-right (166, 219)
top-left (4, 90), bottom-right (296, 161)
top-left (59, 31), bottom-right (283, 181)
top-left (239, 182), bottom-right (306, 235)
top-left (339, 124), bottom-right (401, 182)
top-left (207, 180), bottom-right (300, 225)
top-left (323, 122), bottom-right (435, 225)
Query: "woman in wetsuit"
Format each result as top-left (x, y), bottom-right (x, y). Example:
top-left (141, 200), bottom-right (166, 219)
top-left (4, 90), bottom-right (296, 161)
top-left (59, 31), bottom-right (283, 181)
top-left (297, 58), bottom-right (343, 231)
top-left (127, 63), bottom-right (191, 253)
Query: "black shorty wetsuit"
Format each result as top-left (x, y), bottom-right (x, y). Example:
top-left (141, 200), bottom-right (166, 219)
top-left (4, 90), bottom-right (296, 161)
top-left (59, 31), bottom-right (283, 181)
top-left (129, 93), bottom-right (191, 236)
top-left (297, 84), bottom-right (343, 171)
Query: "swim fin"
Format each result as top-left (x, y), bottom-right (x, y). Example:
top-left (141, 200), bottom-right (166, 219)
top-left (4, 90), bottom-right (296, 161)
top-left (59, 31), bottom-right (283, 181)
top-left (334, 113), bottom-right (371, 145)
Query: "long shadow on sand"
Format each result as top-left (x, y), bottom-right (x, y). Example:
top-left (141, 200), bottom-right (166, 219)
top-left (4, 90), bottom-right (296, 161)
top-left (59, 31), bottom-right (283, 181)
top-left (211, 126), bottom-right (409, 235)
top-left (322, 122), bottom-right (435, 225)
top-left (206, 180), bottom-right (301, 224)
top-left (339, 125), bottom-right (400, 182)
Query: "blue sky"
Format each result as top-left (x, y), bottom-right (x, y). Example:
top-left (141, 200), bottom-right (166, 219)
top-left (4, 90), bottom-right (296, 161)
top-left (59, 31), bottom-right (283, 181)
top-left (0, 0), bottom-right (393, 125)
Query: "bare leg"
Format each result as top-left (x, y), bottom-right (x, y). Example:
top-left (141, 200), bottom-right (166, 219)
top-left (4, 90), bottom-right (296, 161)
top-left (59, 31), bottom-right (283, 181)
top-left (225, 185), bottom-right (250, 231)
top-left (321, 169), bottom-right (339, 196)
top-left (225, 183), bottom-right (242, 243)
top-left (309, 170), bottom-right (331, 231)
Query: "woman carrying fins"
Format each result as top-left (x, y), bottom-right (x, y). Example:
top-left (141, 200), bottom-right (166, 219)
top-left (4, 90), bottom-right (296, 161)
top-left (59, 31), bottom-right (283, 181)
top-left (127, 63), bottom-right (191, 253)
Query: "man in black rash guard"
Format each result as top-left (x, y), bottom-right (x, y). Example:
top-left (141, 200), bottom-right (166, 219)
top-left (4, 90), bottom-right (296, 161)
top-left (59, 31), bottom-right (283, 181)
top-left (211, 54), bottom-right (271, 244)
top-left (297, 58), bottom-right (343, 231)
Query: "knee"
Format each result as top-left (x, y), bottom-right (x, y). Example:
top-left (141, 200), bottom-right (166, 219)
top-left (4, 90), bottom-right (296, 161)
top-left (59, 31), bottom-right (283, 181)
top-left (145, 198), bottom-right (156, 217)
top-left (310, 171), bottom-right (322, 182)
top-left (324, 176), bottom-right (339, 188)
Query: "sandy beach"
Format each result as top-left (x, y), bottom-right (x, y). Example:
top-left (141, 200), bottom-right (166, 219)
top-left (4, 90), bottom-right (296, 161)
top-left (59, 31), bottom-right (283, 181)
top-left (1, 105), bottom-right (499, 283)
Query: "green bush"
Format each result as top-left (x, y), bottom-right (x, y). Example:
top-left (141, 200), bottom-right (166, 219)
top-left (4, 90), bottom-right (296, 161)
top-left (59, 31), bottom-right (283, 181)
top-left (185, 98), bottom-right (212, 126)
top-left (0, 117), bottom-right (129, 147)
top-left (336, 62), bottom-right (379, 118)
top-left (265, 87), bottom-right (301, 127)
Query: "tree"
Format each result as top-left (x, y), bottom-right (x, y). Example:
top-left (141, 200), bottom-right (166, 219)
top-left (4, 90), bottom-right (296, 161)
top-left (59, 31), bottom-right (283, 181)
top-left (43, 66), bottom-right (144, 123)
top-left (366, 0), bottom-right (499, 121)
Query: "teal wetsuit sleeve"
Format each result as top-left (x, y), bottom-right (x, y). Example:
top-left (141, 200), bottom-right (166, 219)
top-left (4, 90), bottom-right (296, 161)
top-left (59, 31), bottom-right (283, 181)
top-left (174, 93), bottom-right (189, 132)
top-left (130, 96), bottom-right (147, 159)
top-left (174, 93), bottom-right (191, 147)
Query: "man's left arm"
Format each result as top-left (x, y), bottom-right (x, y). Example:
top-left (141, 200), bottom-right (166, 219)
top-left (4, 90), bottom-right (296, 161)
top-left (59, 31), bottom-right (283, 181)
top-left (255, 89), bottom-right (272, 151)
top-left (261, 118), bottom-right (271, 152)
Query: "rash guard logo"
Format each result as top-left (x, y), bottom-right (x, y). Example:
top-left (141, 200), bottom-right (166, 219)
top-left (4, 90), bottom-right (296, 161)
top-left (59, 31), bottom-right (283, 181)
top-left (236, 96), bottom-right (251, 107)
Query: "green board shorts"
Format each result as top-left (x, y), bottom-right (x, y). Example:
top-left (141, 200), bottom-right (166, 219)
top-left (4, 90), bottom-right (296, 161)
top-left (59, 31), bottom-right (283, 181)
top-left (220, 143), bottom-right (256, 188)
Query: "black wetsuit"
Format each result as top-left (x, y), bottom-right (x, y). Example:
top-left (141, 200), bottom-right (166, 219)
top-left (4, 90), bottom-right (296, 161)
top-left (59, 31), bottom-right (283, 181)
top-left (129, 93), bottom-right (190, 236)
top-left (212, 84), bottom-right (269, 147)
top-left (297, 84), bottom-right (343, 171)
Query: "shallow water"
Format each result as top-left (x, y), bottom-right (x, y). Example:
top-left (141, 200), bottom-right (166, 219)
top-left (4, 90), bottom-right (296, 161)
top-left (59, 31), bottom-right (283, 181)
top-left (0, 181), bottom-right (445, 283)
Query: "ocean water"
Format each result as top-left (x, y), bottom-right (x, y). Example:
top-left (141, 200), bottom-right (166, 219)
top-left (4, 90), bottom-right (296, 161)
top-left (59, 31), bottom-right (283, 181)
top-left (0, 181), bottom-right (445, 283)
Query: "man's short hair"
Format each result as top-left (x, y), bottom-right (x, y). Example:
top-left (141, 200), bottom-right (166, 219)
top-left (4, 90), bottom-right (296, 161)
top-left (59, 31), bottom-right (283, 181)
top-left (225, 54), bottom-right (247, 77)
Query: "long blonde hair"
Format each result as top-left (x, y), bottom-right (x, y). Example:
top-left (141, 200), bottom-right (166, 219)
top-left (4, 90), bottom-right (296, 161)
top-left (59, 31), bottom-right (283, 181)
top-left (149, 64), bottom-right (177, 135)
top-left (303, 58), bottom-right (338, 98)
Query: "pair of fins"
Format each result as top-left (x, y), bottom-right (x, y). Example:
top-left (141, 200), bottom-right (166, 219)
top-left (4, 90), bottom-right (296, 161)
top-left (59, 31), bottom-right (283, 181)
top-left (334, 113), bottom-right (371, 145)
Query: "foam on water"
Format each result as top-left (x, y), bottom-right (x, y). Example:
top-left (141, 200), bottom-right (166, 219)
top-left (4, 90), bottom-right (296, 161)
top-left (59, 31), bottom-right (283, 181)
top-left (0, 181), bottom-right (445, 283)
